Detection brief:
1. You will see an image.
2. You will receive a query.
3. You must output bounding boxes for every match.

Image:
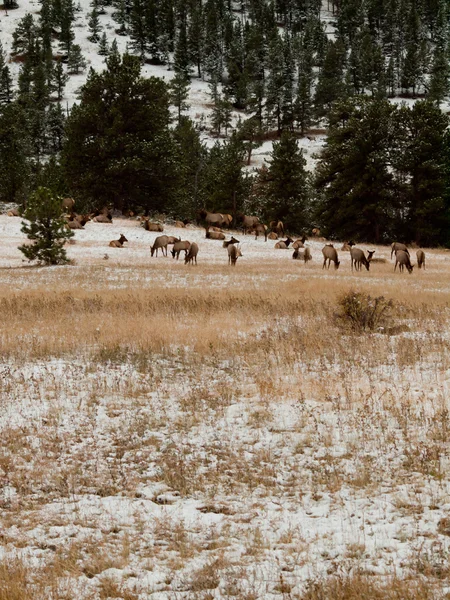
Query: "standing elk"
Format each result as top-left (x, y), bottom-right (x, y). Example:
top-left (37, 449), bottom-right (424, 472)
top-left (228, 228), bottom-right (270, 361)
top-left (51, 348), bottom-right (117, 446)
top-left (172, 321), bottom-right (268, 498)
top-left (391, 242), bottom-right (409, 259)
top-left (62, 197), bottom-right (75, 212)
top-left (228, 244), bottom-right (242, 265)
top-left (222, 236), bottom-right (240, 248)
top-left (322, 244), bottom-right (340, 269)
top-left (269, 220), bottom-right (284, 237)
top-left (416, 249), bottom-right (426, 269)
top-left (150, 235), bottom-right (170, 257)
top-left (109, 234), bottom-right (128, 248)
top-left (185, 242), bottom-right (199, 265)
top-left (198, 209), bottom-right (232, 230)
top-left (252, 223), bottom-right (268, 241)
top-left (239, 214), bottom-right (260, 234)
top-left (171, 240), bottom-right (191, 260)
top-left (394, 250), bottom-right (414, 273)
top-left (350, 247), bottom-right (370, 271)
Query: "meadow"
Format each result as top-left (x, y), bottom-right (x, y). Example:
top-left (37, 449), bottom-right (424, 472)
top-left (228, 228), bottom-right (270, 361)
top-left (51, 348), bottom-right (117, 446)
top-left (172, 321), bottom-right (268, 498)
top-left (1, 216), bottom-right (450, 599)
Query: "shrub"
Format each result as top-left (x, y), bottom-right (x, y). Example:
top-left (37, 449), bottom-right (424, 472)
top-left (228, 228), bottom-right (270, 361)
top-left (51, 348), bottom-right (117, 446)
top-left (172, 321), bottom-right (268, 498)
top-left (337, 290), bottom-right (394, 332)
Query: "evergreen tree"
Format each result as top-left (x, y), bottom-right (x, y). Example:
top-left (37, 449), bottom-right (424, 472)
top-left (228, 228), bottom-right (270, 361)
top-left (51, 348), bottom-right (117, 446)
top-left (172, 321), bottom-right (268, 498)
top-left (12, 13), bottom-right (37, 57)
top-left (174, 11), bottom-right (190, 76)
top-left (19, 186), bottom-right (74, 265)
top-left (98, 32), bottom-right (110, 56)
top-left (314, 38), bottom-right (346, 119)
top-left (59, 0), bottom-right (75, 53)
top-left (62, 53), bottom-right (174, 213)
top-left (88, 2), bottom-right (101, 43)
top-left (0, 43), bottom-right (14, 105)
top-left (265, 130), bottom-right (309, 231)
top-left (393, 101), bottom-right (449, 245)
top-left (50, 60), bottom-right (69, 101)
top-left (315, 97), bottom-right (396, 243)
top-left (0, 104), bottom-right (30, 204)
top-left (169, 72), bottom-right (190, 124)
top-left (236, 117), bottom-right (263, 166)
top-left (46, 102), bottom-right (66, 153)
top-left (188, 0), bottom-right (204, 78)
top-left (67, 44), bottom-right (87, 74)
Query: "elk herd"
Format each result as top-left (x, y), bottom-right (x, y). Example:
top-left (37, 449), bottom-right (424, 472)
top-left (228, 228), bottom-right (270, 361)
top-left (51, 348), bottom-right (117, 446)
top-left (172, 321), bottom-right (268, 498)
top-left (5, 201), bottom-right (429, 272)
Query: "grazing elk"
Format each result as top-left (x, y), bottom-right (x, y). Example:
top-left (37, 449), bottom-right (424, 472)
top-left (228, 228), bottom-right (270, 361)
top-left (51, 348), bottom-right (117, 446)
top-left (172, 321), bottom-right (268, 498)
top-left (206, 230), bottom-right (226, 240)
top-left (416, 249), bottom-right (425, 269)
top-left (292, 247), bottom-right (312, 262)
top-left (275, 237), bottom-right (294, 249)
top-left (109, 234), bottom-right (128, 248)
top-left (322, 244), bottom-right (340, 269)
top-left (185, 242), bottom-right (199, 265)
top-left (394, 250), bottom-right (414, 273)
top-left (222, 236), bottom-right (240, 248)
top-left (350, 247), bottom-right (370, 272)
top-left (171, 240), bottom-right (191, 260)
top-left (228, 244), bottom-right (242, 266)
top-left (150, 235), bottom-right (170, 257)
top-left (391, 242), bottom-right (409, 259)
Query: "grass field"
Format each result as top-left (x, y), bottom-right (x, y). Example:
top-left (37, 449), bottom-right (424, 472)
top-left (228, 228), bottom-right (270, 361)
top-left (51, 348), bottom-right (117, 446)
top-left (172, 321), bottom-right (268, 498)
top-left (1, 216), bottom-right (450, 599)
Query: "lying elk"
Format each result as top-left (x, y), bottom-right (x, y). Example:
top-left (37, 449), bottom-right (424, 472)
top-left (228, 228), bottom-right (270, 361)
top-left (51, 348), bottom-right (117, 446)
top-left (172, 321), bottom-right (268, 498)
top-left (292, 236), bottom-right (307, 249)
top-left (394, 250), bottom-right (414, 274)
top-left (350, 247), bottom-right (370, 271)
top-left (150, 235), bottom-right (169, 257)
top-left (93, 213), bottom-right (112, 223)
top-left (322, 244), bottom-right (340, 269)
top-left (142, 218), bottom-right (164, 232)
top-left (267, 232), bottom-right (278, 240)
top-left (206, 230), bottom-right (226, 240)
top-left (7, 208), bottom-right (19, 217)
top-left (223, 236), bottom-right (240, 248)
top-left (185, 242), bottom-right (199, 265)
top-left (391, 242), bottom-right (409, 259)
top-left (109, 233), bottom-right (128, 248)
top-left (416, 249), bottom-right (425, 269)
top-left (275, 237), bottom-right (294, 249)
top-left (171, 240), bottom-right (191, 260)
top-left (228, 244), bottom-right (242, 266)
top-left (292, 247), bottom-right (312, 263)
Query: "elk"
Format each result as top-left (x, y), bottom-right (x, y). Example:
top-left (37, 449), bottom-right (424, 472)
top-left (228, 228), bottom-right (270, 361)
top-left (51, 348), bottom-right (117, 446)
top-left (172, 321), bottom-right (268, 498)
top-left (185, 242), bottom-right (199, 265)
top-left (7, 208), bottom-right (20, 217)
top-left (171, 240), bottom-right (191, 260)
top-left (61, 197), bottom-right (75, 212)
top-left (391, 242), bottom-right (409, 259)
top-left (150, 235), bottom-right (170, 257)
top-left (292, 236), bottom-right (307, 249)
top-left (222, 236), bottom-right (240, 248)
top-left (252, 223), bottom-right (268, 241)
top-left (394, 250), bottom-right (414, 273)
top-left (341, 240), bottom-right (355, 251)
top-left (142, 218), bottom-right (164, 232)
top-left (109, 233), bottom-right (128, 248)
top-left (239, 214), bottom-right (260, 234)
top-left (416, 249), bottom-right (425, 269)
top-left (269, 220), bottom-right (284, 237)
top-left (228, 244), bottom-right (242, 265)
top-left (198, 209), bottom-right (231, 229)
top-left (322, 244), bottom-right (340, 269)
top-left (350, 247), bottom-right (370, 271)
top-left (267, 232), bottom-right (278, 240)
top-left (93, 213), bottom-right (112, 223)
top-left (312, 228), bottom-right (321, 237)
top-left (206, 230), bottom-right (226, 240)
top-left (275, 237), bottom-right (294, 249)
top-left (292, 247), bottom-right (312, 262)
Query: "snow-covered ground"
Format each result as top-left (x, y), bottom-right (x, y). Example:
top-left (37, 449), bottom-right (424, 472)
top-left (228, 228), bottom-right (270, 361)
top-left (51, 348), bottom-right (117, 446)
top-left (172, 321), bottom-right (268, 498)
top-left (1, 214), bottom-right (450, 598)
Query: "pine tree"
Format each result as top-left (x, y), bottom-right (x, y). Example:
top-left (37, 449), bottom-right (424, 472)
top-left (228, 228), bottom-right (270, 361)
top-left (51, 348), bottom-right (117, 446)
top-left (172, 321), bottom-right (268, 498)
top-left (88, 2), bottom-right (101, 43)
top-left (169, 71), bottom-right (190, 124)
top-left (315, 97), bottom-right (396, 243)
top-left (188, 0), bottom-right (204, 78)
top-left (19, 186), bottom-right (74, 265)
top-left (12, 13), bottom-right (37, 57)
top-left (0, 43), bottom-right (13, 105)
top-left (236, 117), bottom-right (262, 165)
top-left (46, 102), bottom-right (66, 153)
top-left (174, 11), bottom-right (190, 76)
top-left (0, 104), bottom-right (30, 204)
top-left (265, 130), bottom-right (309, 231)
top-left (59, 0), bottom-right (75, 53)
top-left (393, 100), bottom-right (449, 245)
top-left (98, 32), bottom-right (110, 56)
top-left (50, 60), bottom-right (69, 101)
top-left (62, 52), bottom-right (174, 213)
top-left (314, 38), bottom-right (346, 119)
top-left (67, 44), bottom-right (87, 74)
